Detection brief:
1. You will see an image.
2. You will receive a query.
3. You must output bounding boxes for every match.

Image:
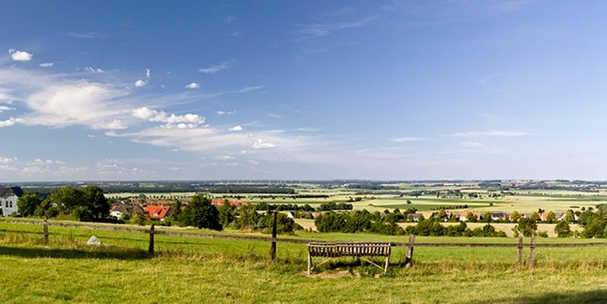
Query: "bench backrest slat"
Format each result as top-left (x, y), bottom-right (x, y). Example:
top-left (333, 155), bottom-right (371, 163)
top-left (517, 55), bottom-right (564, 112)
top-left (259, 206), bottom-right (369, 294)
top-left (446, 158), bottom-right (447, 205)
top-left (308, 242), bottom-right (391, 257)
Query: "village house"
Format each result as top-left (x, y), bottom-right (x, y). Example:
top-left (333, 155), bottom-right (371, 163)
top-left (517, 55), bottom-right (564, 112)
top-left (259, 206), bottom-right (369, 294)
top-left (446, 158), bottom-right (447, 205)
top-left (458, 210), bottom-right (480, 222)
top-left (0, 187), bottom-right (23, 216)
top-left (490, 212), bottom-right (509, 222)
top-left (144, 205), bottom-right (171, 220)
top-left (109, 203), bottom-right (144, 219)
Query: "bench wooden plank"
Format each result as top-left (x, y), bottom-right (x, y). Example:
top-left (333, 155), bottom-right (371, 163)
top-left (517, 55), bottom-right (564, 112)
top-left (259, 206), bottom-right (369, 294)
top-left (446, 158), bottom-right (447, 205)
top-left (307, 242), bottom-right (392, 274)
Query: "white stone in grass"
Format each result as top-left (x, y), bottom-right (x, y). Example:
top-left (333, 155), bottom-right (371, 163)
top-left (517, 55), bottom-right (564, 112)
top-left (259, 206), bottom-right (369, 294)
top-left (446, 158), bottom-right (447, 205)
top-left (86, 235), bottom-right (102, 246)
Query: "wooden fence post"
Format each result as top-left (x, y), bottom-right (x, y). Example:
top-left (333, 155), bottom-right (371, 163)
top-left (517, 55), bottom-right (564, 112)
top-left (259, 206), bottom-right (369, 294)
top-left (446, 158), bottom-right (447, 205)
top-left (403, 234), bottom-right (415, 267)
top-left (43, 219), bottom-right (49, 246)
top-left (528, 236), bottom-right (536, 268)
top-left (269, 211), bottom-right (277, 260)
top-left (149, 224), bottom-right (155, 255)
top-left (517, 237), bottom-right (523, 265)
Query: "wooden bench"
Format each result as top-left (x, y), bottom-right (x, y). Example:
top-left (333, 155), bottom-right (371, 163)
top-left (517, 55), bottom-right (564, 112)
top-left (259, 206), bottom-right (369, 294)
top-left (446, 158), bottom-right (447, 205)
top-left (307, 242), bottom-right (392, 274)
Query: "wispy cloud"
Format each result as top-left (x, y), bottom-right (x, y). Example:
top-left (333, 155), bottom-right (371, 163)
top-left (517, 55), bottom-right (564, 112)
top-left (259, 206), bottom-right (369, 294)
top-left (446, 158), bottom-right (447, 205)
top-left (392, 136), bottom-right (428, 143)
top-left (296, 16), bottom-right (374, 39)
top-left (453, 130), bottom-right (531, 138)
top-left (0, 106), bottom-right (14, 112)
top-left (268, 113), bottom-right (282, 119)
top-left (68, 32), bottom-right (103, 39)
top-left (85, 67), bottom-right (104, 73)
top-left (8, 49), bottom-right (33, 61)
top-left (297, 127), bottom-right (321, 132)
top-left (198, 60), bottom-right (233, 74)
top-left (39, 62), bottom-right (54, 68)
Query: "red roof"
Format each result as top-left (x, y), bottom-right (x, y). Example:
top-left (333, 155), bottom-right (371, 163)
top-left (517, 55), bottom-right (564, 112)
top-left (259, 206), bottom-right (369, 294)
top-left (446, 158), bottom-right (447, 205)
top-left (144, 205), bottom-right (171, 219)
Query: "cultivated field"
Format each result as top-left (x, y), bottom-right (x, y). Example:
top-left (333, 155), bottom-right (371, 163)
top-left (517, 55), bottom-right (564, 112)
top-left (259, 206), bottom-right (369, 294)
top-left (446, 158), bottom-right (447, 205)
top-left (2, 221), bottom-right (607, 303)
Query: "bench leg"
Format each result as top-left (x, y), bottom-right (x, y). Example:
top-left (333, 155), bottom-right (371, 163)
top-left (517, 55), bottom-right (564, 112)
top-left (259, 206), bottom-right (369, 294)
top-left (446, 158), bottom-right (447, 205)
top-left (384, 256), bottom-right (389, 274)
top-left (308, 254), bottom-right (312, 275)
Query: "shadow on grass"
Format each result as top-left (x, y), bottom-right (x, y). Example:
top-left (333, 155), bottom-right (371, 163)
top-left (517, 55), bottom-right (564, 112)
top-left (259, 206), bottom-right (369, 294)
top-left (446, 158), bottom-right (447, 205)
top-left (0, 245), bottom-right (150, 260)
top-left (469, 290), bottom-right (607, 304)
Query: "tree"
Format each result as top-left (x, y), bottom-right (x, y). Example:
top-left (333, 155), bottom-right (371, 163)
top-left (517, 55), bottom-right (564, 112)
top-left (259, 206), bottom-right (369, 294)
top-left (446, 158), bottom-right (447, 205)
top-left (169, 200), bottom-right (183, 223)
top-left (513, 218), bottom-right (538, 237)
top-left (131, 212), bottom-right (146, 226)
top-left (554, 221), bottom-right (571, 238)
top-left (84, 185), bottom-right (110, 220)
top-left (565, 209), bottom-right (576, 223)
top-left (483, 211), bottom-right (492, 223)
top-left (49, 186), bottom-right (85, 216)
top-left (17, 193), bottom-right (41, 217)
top-left (217, 200), bottom-right (236, 228)
top-left (530, 212), bottom-right (541, 223)
top-left (510, 211), bottom-right (521, 222)
top-left (546, 211), bottom-right (556, 224)
top-left (181, 194), bottom-right (222, 231)
top-left (235, 204), bottom-right (260, 230)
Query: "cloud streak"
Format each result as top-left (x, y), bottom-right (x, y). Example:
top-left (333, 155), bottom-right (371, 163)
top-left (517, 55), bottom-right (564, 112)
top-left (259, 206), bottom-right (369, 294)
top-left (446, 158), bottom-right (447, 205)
top-left (452, 130), bottom-right (531, 138)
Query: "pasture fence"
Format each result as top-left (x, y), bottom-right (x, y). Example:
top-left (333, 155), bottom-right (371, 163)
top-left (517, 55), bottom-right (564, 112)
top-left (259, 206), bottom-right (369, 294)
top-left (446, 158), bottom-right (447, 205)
top-left (2, 218), bottom-right (607, 270)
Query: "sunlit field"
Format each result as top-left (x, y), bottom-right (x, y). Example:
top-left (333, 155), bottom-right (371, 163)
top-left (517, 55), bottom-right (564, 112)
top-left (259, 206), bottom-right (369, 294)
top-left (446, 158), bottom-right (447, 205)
top-left (2, 221), bottom-right (607, 303)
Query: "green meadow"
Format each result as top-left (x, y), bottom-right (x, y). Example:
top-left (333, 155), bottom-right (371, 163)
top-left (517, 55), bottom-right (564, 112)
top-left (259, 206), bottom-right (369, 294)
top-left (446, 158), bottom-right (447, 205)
top-left (2, 221), bottom-right (607, 303)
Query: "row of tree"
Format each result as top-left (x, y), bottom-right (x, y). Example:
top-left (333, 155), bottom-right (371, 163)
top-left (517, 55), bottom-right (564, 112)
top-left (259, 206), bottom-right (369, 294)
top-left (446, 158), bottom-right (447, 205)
top-left (143, 195), bottom-right (300, 234)
top-left (18, 186), bottom-right (110, 221)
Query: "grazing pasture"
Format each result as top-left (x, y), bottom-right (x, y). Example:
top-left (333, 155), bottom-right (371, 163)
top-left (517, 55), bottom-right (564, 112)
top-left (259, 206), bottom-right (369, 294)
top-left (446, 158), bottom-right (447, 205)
top-left (2, 221), bottom-right (607, 303)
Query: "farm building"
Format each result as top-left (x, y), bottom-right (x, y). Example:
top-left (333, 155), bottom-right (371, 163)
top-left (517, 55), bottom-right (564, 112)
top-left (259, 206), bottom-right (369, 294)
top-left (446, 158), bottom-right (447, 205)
top-left (0, 187), bottom-right (23, 216)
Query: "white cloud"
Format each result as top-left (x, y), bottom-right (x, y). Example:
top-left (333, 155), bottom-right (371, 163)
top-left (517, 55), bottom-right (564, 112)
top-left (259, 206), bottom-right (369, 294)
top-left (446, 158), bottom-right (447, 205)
top-left (39, 62), bottom-right (54, 68)
top-left (85, 67), bottom-right (104, 73)
top-left (252, 139), bottom-right (276, 149)
top-left (87, 134), bottom-right (95, 138)
top-left (20, 166), bottom-right (50, 174)
top-left (146, 69), bottom-right (151, 79)
top-left (0, 117), bottom-right (22, 127)
top-left (268, 113), bottom-right (283, 119)
top-left (198, 61), bottom-right (231, 74)
top-left (132, 106), bottom-right (205, 129)
top-left (21, 81), bottom-right (129, 130)
top-left (392, 137), bottom-right (428, 143)
top-left (230, 125), bottom-right (243, 131)
top-left (185, 82), bottom-right (200, 89)
top-left (453, 130), bottom-right (531, 138)
top-left (217, 110), bottom-right (236, 115)
top-left (135, 79), bottom-right (147, 87)
top-left (0, 157), bottom-right (16, 164)
top-left (0, 165), bottom-right (17, 171)
top-left (216, 155), bottom-right (235, 160)
top-left (28, 158), bottom-right (67, 165)
top-left (0, 106), bottom-right (14, 112)
top-left (8, 49), bottom-right (33, 61)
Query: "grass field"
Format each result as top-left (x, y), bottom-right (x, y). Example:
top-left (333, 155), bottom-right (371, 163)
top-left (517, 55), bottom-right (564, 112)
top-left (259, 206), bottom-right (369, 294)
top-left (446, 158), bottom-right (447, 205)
top-left (2, 221), bottom-right (607, 303)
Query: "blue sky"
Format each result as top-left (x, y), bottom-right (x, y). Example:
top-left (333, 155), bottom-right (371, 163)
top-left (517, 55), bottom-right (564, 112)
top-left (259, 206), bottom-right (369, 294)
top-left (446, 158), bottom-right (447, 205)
top-left (1, 0), bottom-right (607, 181)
